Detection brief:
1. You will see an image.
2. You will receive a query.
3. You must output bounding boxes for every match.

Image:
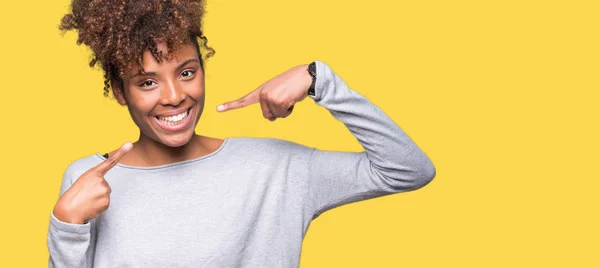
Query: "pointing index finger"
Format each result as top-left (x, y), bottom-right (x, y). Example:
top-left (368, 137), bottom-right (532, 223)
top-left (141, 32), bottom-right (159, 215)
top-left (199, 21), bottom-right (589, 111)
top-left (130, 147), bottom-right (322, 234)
top-left (217, 86), bottom-right (262, 112)
top-left (93, 142), bottom-right (133, 175)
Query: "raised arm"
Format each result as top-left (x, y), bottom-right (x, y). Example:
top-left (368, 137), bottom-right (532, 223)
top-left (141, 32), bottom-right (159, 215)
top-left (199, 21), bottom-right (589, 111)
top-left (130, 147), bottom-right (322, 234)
top-left (306, 60), bottom-right (436, 218)
top-left (215, 60), bottom-right (435, 219)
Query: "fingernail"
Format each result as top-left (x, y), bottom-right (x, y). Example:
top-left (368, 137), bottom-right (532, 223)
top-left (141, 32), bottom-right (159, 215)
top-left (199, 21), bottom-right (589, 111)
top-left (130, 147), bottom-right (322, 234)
top-left (123, 142), bottom-right (133, 150)
top-left (217, 104), bottom-right (225, 111)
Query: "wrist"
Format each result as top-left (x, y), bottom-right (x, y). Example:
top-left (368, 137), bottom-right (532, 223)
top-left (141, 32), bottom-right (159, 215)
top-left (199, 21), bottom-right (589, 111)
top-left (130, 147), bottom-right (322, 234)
top-left (306, 61), bottom-right (316, 97)
top-left (53, 203), bottom-right (85, 224)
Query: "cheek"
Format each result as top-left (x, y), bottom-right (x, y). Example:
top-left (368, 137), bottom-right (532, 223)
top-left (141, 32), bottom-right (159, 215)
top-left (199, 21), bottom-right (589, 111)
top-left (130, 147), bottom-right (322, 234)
top-left (127, 91), bottom-right (161, 120)
top-left (186, 79), bottom-right (206, 103)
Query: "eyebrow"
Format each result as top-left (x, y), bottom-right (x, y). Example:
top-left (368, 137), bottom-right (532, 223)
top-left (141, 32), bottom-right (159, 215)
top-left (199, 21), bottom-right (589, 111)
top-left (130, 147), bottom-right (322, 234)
top-left (129, 58), bottom-right (200, 79)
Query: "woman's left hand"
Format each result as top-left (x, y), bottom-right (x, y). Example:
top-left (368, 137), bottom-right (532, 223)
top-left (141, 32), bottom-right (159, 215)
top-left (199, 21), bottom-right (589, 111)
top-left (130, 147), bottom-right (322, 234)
top-left (216, 64), bottom-right (312, 121)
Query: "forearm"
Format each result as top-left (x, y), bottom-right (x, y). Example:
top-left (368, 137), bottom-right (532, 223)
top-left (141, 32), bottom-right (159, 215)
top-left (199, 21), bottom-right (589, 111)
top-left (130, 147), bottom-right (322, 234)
top-left (310, 60), bottom-right (436, 189)
top-left (48, 212), bottom-right (92, 267)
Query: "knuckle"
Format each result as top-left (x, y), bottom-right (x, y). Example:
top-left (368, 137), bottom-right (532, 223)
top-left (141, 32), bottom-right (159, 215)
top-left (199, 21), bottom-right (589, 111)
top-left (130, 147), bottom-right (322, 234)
top-left (260, 91), bottom-right (270, 99)
top-left (101, 186), bottom-right (111, 195)
top-left (94, 176), bottom-right (105, 183)
top-left (80, 170), bottom-right (95, 180)
top-left (274, 97), bottom-right (286, 105)
top-left (101, 197), bottom-right (110, 208)
top-left (286, 100), bottom-right (295, 108)
top-left (264, 113), bottom-right (274, 120)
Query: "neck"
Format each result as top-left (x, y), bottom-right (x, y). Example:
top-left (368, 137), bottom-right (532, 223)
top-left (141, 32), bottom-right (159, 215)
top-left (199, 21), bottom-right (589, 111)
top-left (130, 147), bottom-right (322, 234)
top-left (132, 132), bottom-right (206, 166)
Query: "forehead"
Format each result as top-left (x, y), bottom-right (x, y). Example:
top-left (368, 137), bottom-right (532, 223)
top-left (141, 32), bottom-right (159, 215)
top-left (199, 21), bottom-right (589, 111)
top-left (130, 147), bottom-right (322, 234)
top-left (126, 42), bottom-right (198, 76)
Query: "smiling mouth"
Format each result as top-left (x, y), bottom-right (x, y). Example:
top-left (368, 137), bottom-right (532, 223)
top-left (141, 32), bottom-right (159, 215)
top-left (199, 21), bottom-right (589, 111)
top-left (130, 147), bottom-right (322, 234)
top-left (153, 107), bottom-right (194, 132)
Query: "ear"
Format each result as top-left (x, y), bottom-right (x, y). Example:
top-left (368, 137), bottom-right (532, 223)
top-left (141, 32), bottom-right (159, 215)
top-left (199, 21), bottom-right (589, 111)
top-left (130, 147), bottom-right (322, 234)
top-left (111, 79), bottom-right (127, 106)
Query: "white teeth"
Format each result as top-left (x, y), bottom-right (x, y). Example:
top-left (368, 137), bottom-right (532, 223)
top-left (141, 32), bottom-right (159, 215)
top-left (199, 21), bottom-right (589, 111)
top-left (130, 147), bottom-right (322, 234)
top-left (157, 109), bottom-right (189, 123)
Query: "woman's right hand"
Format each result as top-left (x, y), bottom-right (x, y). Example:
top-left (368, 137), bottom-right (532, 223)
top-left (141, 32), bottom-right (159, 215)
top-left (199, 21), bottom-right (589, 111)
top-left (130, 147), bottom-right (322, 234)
top-left (52, 142), bottom-right (132, 224)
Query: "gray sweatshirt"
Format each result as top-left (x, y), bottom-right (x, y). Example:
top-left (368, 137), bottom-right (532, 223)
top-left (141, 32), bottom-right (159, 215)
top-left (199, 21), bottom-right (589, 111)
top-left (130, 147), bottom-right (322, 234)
top-left (47, 60), bottom-right (436, 268)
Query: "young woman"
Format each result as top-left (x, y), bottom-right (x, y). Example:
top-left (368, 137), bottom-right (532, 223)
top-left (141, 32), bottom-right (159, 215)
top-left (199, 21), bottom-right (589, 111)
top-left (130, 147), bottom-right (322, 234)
top-left (47, 0), bottom-right (436, 267)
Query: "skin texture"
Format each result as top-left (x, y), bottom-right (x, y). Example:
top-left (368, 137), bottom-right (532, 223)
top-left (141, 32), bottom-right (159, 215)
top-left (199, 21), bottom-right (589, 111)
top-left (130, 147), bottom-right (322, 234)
top-left (53, 41), bottom-right (314, 224)
top-left (111, 42), bottom-right (220, 167)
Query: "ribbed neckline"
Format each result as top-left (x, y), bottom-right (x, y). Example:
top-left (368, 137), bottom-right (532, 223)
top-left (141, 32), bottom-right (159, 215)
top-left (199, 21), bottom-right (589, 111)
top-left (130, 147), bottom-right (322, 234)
top-left (93, 138), bottom-right (230, 170)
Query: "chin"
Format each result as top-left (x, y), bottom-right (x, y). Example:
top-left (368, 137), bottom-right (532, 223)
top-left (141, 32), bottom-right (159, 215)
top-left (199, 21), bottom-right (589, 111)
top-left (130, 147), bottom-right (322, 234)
top-left (158, 131), bottom-right (194, 148)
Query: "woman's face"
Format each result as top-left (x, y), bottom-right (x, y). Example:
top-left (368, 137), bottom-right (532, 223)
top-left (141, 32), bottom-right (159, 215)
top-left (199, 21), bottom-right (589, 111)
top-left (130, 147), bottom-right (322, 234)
top-left (114, 42), bottom-right (205, 148)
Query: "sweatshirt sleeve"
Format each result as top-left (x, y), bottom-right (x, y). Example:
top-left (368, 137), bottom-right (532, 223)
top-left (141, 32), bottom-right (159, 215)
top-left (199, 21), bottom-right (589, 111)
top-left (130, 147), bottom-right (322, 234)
top-left (47, 161), bottom-right (96, 267)
top-left (306, 60), bottom-right (436, 219)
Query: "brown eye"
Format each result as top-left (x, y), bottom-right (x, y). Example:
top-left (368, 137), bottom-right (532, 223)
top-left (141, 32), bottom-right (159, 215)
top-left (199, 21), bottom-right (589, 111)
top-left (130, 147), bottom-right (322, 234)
top-left (140, 80), bottom-right (156, 87)
top-left (181, 70), bottom-right (195, 78)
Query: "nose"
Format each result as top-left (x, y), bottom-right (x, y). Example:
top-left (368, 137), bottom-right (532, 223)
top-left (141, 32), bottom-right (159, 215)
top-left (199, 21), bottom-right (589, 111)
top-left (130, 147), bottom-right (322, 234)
top-left (159, 79), bottom-right (186, 106)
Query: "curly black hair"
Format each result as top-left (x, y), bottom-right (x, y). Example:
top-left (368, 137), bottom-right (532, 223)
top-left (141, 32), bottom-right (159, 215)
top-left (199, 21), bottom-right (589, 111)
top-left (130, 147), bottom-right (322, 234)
top-left (59, 0), bottom-right (215, 98)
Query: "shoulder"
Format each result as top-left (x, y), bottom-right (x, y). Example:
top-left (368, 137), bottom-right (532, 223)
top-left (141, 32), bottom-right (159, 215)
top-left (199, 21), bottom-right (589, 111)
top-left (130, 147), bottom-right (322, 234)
top-left (56, 154), bottom-right (103, 194)
top-left (62, 154), bottom-right (104, 183)
top-left (225, 137), bottom-right (316, 169)
top-left (226, 137), bottom-right (315, 155)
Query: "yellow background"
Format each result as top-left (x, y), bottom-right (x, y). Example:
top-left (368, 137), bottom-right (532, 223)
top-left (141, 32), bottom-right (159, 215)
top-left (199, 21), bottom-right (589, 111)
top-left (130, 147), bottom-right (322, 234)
top-left (0, 0), bottom-right (598, 267)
